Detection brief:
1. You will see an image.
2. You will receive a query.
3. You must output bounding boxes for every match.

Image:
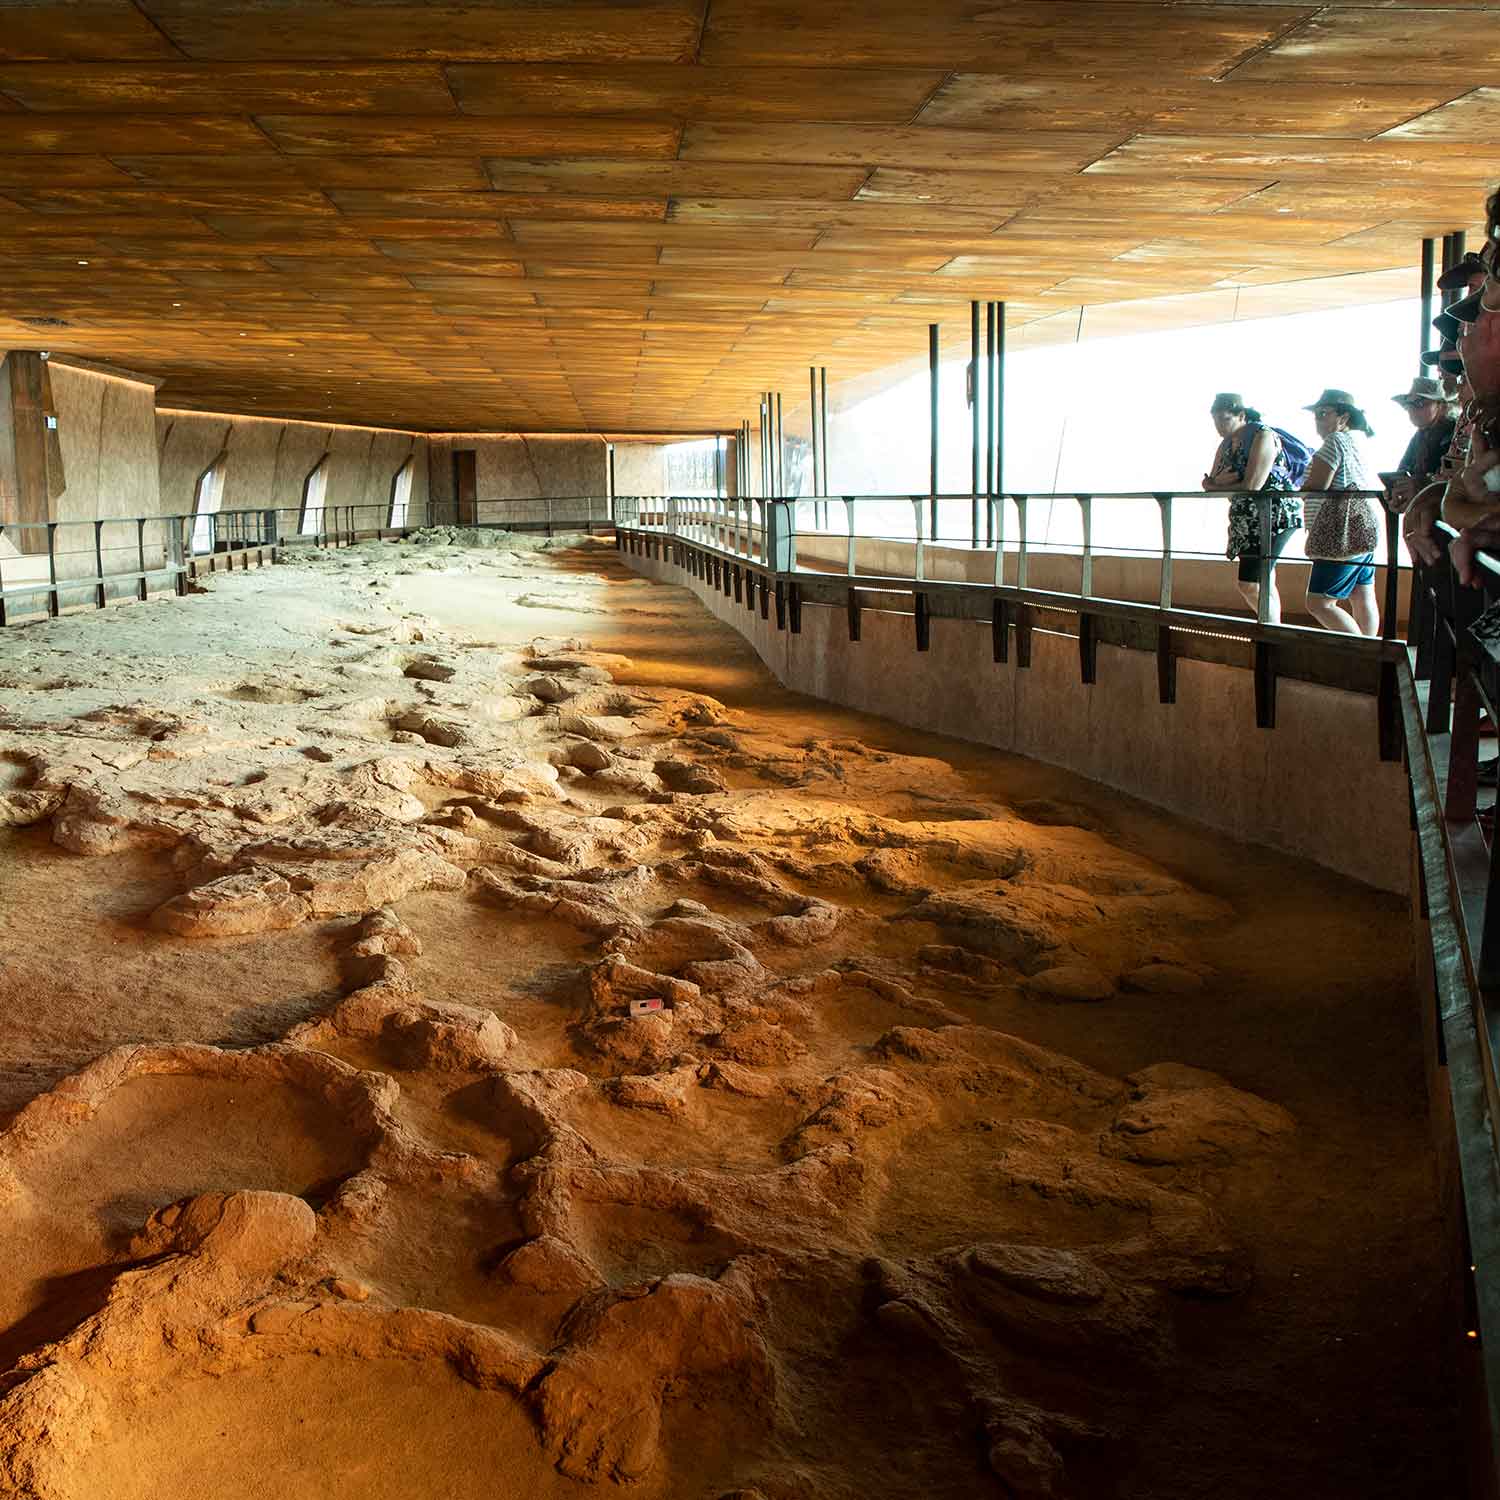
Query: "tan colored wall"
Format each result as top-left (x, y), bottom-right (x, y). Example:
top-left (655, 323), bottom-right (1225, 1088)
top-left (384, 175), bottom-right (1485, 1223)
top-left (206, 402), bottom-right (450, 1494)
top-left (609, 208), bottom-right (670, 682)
top-left (46, 363), bottom-right (163, 586)
top-left (623, 545), bottom-right (1410, 894)
top-left (427, 434), bottom-right (607, 523)
top-left (157, 410), bottom-right (429, 537)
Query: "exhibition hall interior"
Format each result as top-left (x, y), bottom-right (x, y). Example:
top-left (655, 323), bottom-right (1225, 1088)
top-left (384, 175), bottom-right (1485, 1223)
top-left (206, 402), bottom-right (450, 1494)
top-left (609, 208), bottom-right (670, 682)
top-left (2, 4), bottom-right (1500, 1497)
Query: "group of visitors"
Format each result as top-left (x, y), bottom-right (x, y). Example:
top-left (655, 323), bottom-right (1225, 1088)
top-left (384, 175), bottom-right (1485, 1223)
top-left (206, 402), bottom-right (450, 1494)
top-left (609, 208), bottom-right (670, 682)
top-left (1204, 185), bottom-right (1500, 634)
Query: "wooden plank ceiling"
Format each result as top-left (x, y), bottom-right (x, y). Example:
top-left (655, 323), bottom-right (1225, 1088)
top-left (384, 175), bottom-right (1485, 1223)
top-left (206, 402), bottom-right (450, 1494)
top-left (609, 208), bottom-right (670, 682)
top-left (0, 1), bottom-right (1495, 433)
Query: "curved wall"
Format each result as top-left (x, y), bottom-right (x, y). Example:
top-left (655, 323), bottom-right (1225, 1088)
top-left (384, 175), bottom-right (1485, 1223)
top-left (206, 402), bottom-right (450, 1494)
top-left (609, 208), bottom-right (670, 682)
top-left (623, 545), bottom-right (1411, 895)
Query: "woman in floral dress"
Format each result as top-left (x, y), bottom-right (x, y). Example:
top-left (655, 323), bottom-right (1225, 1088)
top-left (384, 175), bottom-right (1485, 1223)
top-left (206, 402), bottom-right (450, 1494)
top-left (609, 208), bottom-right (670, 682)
top-left (1202, 392), bottom-right (1303, 624)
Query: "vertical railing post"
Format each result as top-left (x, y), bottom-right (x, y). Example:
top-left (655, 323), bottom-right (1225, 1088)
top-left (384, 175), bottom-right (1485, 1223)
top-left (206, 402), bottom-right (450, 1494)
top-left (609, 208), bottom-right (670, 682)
top-left (93, 520), bottom-right (106, 609)
top-left (1382, 490), bottom-right (1401, 641)
top-left (991, 496), bottom-right (1004, 586)
top-left (1157, 494), bottom-right (1174, 610)
top-left (1078, 494), bottom-right (1093, 598)
top-left (844, 497), bottom-right (857, 576)
top-left (1256, 495), bottom-right (1273, 626)
top-left (136, 517), bottom-right (149, 601)
top-left (1015, 495), bottom-right (1029, 591)
top-left (46, 522), bottom-right (59, 618)
top-left (911, 496), bottom-right (926, 582)
top-left (172, 516), bottom-right (187, 595)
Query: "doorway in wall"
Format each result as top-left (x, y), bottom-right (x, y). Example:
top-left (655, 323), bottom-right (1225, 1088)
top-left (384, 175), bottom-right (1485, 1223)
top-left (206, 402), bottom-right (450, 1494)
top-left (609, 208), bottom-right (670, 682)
top-left (453, 450), bottom-right (477, 526)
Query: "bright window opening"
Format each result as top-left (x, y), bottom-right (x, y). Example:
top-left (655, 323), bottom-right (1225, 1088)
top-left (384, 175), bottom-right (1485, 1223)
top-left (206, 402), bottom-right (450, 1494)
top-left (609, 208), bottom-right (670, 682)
top-left (664, 439), bottom-right (724, 496)
top-left (191, 458), bottom-right (225, 554)
top-left (299, 455), bottom-right (329, 536)
top-left (389, 457), bottom-right (413, 528)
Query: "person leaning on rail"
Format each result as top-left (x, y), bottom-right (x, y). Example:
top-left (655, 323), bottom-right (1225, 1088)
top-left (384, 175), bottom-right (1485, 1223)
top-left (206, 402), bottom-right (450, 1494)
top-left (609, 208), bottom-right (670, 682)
top-left (1300, 388), bottom-right (1381, 636)
top-left (1201, 392), bottom-right (1304, 625)
top-left (1444, 232), bottom-right (1500, 556)
top-left (1406, 329), bottom-right (1471, 566)
top-left (1389, 376), bottom-right (1459, 510)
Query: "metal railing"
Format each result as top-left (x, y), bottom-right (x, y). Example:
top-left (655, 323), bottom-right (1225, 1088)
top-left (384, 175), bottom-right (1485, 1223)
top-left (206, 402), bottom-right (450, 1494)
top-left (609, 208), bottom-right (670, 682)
top-left (1404, 523), bottom-right (1500, 1478)
top-left (0, 499), bottom-right (430, 625)
top-left (437, 495), bottom-right (614, 535)
top-left (613, 488), bottom-right (1402, 633)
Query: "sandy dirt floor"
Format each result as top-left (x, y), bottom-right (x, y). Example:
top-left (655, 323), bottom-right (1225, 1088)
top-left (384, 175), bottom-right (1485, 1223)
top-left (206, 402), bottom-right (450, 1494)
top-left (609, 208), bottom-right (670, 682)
top-left (0, 529), bottom-right (1460, 1498)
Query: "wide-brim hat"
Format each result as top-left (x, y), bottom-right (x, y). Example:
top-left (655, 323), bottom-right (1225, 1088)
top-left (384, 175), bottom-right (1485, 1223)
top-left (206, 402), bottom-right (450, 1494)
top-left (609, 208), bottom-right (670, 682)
top-left (1438, 252), bottom-right (1487, 291)
top-left (1426, 341), bottom-right (1464, 375)
top-left (1303, 387), bottom-right (1360, 412)
top-left (1433, 309), bottom-right (1462, 343)
top-left (1449, 287), bottom-right (1485, 324)
top-left (1209, 391), bottom-right (1246, 412)
top-left (1394, 376), bottom-right (1452, 405)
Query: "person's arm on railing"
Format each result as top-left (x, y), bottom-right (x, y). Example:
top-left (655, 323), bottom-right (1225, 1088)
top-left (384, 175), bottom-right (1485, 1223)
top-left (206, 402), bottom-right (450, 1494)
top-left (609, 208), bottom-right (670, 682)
top-left (1442, 432), bottom-right (1500, 531)
top-left (1450, 512), bottom-right (1500, 588)
top-left (1404, 479), bottom-right (1449, 566)
top-left (1201, 429), bottom-right (1274, 493)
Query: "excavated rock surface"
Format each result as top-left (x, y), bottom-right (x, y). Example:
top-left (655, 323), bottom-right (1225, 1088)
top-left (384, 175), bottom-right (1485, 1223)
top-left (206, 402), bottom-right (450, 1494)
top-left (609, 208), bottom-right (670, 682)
top-left (0, 534), bottom-right (1456, 1498)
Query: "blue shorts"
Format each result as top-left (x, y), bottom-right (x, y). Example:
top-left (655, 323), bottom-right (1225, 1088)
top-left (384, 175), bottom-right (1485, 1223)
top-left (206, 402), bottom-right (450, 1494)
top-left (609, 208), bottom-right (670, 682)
top-left (1308, 556), bottom-right (1375, 599)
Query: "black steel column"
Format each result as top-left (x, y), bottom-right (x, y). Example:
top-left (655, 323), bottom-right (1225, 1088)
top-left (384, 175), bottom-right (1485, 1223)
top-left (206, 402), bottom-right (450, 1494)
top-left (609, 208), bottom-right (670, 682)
top-left (970, 300), bottom-right (981, 547)
top-left (819, 367), bottom-right (829, 496)
top-left (986, 302), bottom-right (996, 545)
top-left (995, 300), bottom-right (1006, 497)
top-left (762, 395), bottom-right (771, 496)
top-left (929, 323), bottom-right (939, 539)
top-left (1421, 237), bottom-right (1436, 357)
top-left (775, 391), bottom-right (784, 495)
top-left (607, 442), bottom-right (616, 519)
top-left (809, 367), bottom-right (819, 499)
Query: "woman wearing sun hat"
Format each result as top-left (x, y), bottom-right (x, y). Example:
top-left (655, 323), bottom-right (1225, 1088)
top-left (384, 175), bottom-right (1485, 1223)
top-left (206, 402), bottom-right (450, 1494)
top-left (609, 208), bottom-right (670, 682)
top-left (1300, 388), bottom-right (1380, 635)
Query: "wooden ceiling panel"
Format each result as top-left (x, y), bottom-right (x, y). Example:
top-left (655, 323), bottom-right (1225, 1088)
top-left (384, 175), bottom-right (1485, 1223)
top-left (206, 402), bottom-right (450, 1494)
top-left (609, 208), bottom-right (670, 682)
top-left (668, 198), bottom-right (1012, 232)
top-left (1086, 134), bottom-right (1498, 184)
top-left (6, 187), bottom-right (340, 215)
top-left (257, 116), bottom-right (681, 157)
top-left (915, 75), bottom-right (1455, 137)
top-left (858, 168), bottom-right (1270, 213)
top-left (701, 2), bottom-right (1309, 76)
top-left (0, 63), bottom-right (457, 112)
top-left (133, 2), bottom-right (706, 63)
top-left (680, 123), bottom-right (1118, 173)
top-left (109, 154), bottom-right (493, 190)
top-left (1231, 8), bottom-right (1500, 85)
top-left (2, 115), bottom-right (276, 153)
top-left (0, 3), bottom-right (1483, 431)
top-left (0, 3), bottom-right (182, 63)
top-left (324, 190), bottom-right (667, 221)
top-left (449, 63), bottom-right (943, 122)
top-left (1380, 87), bottom-right (1500, 143)
top-left (0, 154), bottom-right (138, 186)
top-left (485, 159), bottom-right (870, 201)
